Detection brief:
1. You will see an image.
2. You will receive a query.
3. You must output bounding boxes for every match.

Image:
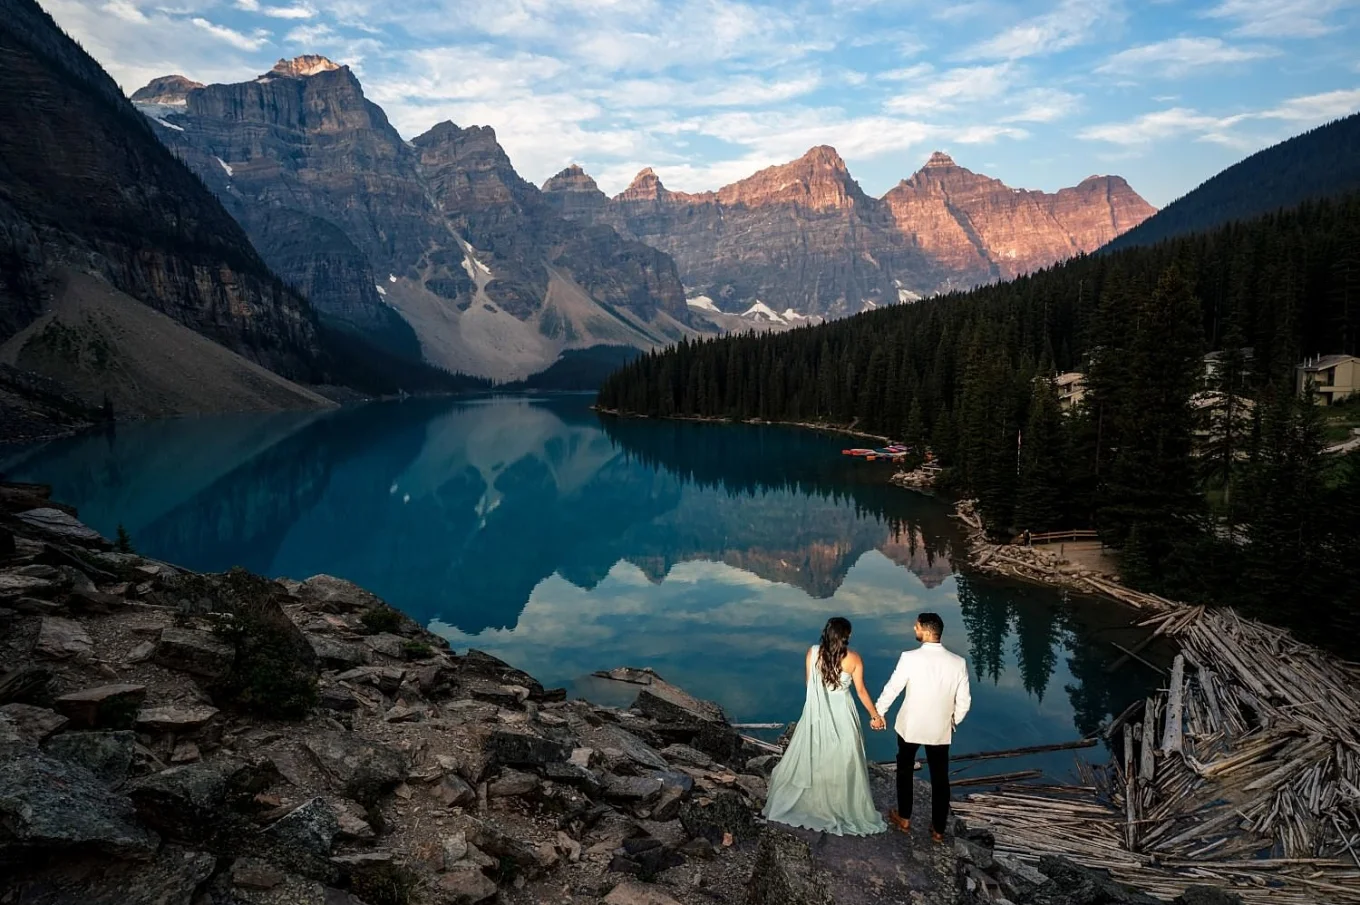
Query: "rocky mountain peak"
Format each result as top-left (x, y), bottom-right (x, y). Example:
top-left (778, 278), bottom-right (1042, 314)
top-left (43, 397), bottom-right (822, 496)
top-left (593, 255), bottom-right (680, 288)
top-left (923, 151), bottom-right (958, 168)
top-left (617, 167), bottom-right (669, 203)
top-left (714, 147), bottom-right (861, 210)
top-left (270, 54), bottom-right (340, 78)
top-left (129, 74), bottom-right (203, 106)
top-left (542, 164), bottom-right (602, 194)
top-left (799, 144), bottom-right (848, 171)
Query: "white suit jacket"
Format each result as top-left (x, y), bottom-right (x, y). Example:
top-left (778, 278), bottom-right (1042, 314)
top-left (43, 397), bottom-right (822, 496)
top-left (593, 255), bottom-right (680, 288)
top-left (875, 642), bottom-right (972, 746)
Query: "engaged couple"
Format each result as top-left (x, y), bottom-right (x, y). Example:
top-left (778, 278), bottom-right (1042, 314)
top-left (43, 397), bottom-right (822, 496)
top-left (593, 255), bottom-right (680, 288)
top-left (761, 613), bottom-right (972, 842)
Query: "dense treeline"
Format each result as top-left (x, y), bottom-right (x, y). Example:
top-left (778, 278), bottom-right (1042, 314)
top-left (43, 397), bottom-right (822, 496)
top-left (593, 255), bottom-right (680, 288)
top-left (1105, 113), bottom-right (1360, 252)
top-left (599, 193), bottom-right (1360, 649)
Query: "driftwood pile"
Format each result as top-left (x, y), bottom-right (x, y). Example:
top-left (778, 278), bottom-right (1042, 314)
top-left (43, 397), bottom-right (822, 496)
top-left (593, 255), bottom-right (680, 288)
top-left (949, 500), bottom-right (1360, 903)
top-left (891, 465), bottom-right (941, 490)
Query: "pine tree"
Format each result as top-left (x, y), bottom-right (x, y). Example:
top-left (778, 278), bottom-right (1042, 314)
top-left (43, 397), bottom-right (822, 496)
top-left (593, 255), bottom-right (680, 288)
top-left (1016, 374), bottom-right (1067, 531)
top-left (1099, 265), bottom-right (1205, 585)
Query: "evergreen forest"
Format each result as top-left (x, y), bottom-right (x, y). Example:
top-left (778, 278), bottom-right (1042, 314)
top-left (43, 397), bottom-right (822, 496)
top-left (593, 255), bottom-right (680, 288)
top-left (598, 192), bottom-right (1360, 649)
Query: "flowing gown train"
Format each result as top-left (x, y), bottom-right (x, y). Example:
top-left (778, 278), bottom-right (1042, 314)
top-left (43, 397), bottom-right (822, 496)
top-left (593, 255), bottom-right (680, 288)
top-left (761, 646), bottom-right (887, 836)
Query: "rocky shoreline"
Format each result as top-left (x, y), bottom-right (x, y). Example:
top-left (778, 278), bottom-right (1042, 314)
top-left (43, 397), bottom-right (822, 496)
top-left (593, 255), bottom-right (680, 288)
top-left (1, 483), bottom-right (1241, 905)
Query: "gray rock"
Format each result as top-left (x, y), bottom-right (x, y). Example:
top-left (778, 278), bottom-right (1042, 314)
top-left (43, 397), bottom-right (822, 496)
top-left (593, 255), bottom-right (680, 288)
top-left (599, 723), bottom-right (670, 771)
top-left (135, 703), bottom-right (220, 733)
top-left (569, 746), bottom-right (599, 769)
top-left (259, 797), bottom-right (340, 878)
top-left (1032, 856), bottom-right (1163, 905)
top-left (302, 730), bottom-right (408, 806)
top-left (488, 768), bottom-right (540, 798)
top-left (0, 746), bottom-right (158, 858)
top-left (34, 616), bottom-right (94, 660)
top-left (633, 678), bottom-right (726, 725)
top-left (660, 743), bottom-right (713, 768)
top-left (744, 754), bottom-right (780, 777)
top-left (153, 627), bottom-right (234, 679)
top-left (297, 574), bottom-right (385, 613)
top-left (486, 727), bottom-right (571, 767)
top-left (735, 773), bottom-right (769, 804)
top-left (438, 867), bottom-right (498, 903)
top-left (462, 817), bottom-right (555, 877)
top-left (0, 703), bottom-right (68, 742)
top-left (54, 684), bottom-right (147, 729)
top-left (433, 774), bottom-right (477, 808)
top-left (363, 633), bottom-right (406, 659)
top-left (603, 880), bottom-right (685, 905)
top-left (679, 790), bottom-right (755, 845)
top-left (16, 508), bottom-right (105, 543)
top-left (605, 774), bottom-right (666, 804)
top-left (319, 686), bottom-right (360, 711)
top-left (43, 730), bottom-right (136, 787)
top-left (126, 761), bottom-right (236, 841)
top-left (310, 636), bottom-right (372, 669)
top-left (543, 760), bottom-right (606, 795)
top-left (2, 843), bottom-right (217, 905)
top-left (233, 855), bottom-right (288, 889)
top-left (460, 649), bottom-right (547, 700)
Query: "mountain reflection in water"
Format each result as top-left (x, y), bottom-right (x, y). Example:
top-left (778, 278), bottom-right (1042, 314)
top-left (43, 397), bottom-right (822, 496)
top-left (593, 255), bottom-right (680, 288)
top-left (2, 395), bottom-right (1156, 772)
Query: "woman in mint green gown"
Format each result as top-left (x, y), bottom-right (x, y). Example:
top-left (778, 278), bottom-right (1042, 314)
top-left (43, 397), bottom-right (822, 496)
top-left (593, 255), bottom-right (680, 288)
top-left (762, 617), bottom-right (889, 836)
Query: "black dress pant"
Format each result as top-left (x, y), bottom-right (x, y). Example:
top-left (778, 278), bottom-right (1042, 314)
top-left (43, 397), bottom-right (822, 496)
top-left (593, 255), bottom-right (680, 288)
top-left (896, 735), bottom-right (951, 834)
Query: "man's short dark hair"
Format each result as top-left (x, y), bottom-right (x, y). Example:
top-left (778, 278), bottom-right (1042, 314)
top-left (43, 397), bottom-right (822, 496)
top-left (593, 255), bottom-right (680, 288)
top-left (917, 612), bottom-right (944, 638)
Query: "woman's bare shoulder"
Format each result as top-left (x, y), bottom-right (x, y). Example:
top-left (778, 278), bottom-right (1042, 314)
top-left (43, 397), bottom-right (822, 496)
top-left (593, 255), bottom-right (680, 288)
top-left (842, 649), bottom-right (864, 667)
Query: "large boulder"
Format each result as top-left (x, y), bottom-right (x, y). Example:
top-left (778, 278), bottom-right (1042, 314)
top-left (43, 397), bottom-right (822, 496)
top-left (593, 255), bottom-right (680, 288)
top-left (257, 797), bottom-right (340, 882)
top-left (152, 627), bottom-right (234, 679)
top-left (54, 684), bottom-right (147, 729)
top-left (296, 574), bottom-right (385, 613)
top-left (43, 730), bottom-right (136, 787)
top-left (15, 508), bottom-right (106, 544)
top-left (485, 728), bottom-right (571, 768)
top-left (0, 703), bottom-right (68, 742)
top-left (126, 760), bottom-right (246, 843)
top-left (33, 616), bottom-right (94, 660)
top-left (302, 730), bottom-right (408, 806)
top-left (0, 746), bottom-right (158, 860)
top-left (1027, 856), bottom-right (1163, 905)
top-left (1, 843), bottom-right (217, 905)
top-left (458, 649), bottom-right (546, 701)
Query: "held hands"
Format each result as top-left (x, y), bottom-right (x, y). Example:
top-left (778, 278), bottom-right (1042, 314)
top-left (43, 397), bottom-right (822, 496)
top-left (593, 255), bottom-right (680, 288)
top-left (870, 714), bottom-right (887, 731)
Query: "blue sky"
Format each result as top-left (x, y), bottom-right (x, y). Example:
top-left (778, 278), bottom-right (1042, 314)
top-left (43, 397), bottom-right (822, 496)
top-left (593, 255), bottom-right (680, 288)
top-left (46, 0), bottom-right (1360, 206)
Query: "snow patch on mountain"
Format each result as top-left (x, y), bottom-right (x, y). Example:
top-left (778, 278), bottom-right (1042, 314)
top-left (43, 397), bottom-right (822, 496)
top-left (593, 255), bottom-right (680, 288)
top-left (742, 301), bottom-right (785, 323)
top-left (215, 157), bottom-right (233, 177)
top-left (686, 295), bottom-right (720, 312)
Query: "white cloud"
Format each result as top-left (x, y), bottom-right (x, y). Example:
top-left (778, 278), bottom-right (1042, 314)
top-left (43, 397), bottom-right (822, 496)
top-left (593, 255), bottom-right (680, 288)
top-left (259, 4), bottom-right (315, 19)
top-left (235, 0), bottom-right (259, 9)
top-left (1201, 0), bottom-right (1354, 38)
top-left (1097, 36), bottom-right (1278, 78)
top-left (1256, 86), bottom-right (1360, 121)
top-left (959, 0), bottom-right (1120, 61)
top-left (885, 64), bottom-right (1013, 114)
top-left (999, 88), bottom-right (1081, 123)
top-left (1078, 87), bottom-right (1360, 148)
top-left (190, 17), bottom-right (271, 51)
top-left (283, 23), bottom-right (334, 44)
top-left (1078, 107), bottom-right (1248, 144)
top-left (102, 0), bottom-right (147, 22)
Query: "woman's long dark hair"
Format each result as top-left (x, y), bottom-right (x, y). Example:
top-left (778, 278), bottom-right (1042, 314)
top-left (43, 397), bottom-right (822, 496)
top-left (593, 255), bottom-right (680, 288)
top-left (818, 617), bottom-right (852, 688)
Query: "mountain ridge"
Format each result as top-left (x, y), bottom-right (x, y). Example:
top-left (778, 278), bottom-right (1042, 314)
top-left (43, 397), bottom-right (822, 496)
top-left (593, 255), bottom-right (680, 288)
top-left (134, 56), bottom-right (700, 382)
top-left (543, 147), bottom-right (1155, 317)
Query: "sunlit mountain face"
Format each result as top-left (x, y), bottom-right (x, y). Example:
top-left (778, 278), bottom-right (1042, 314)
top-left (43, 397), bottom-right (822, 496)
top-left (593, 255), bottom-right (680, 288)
top-left (4, 395), bottom-right (1157, 774)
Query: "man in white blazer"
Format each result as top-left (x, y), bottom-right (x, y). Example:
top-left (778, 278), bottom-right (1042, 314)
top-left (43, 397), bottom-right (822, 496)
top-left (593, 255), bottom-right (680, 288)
top-left (871, 611), bottom-right (971, 841)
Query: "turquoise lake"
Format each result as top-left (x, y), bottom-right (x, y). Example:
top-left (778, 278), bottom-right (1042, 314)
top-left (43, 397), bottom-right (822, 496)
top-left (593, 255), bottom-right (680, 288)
top-left (1, 395), bottom-right (1159, 779)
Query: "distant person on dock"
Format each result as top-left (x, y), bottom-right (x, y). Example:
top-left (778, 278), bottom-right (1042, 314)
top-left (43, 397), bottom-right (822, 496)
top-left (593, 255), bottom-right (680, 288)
top-left (762, 617), bottom-right (889, 836)
top-left (873, 612), bottom-right (972, 842)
